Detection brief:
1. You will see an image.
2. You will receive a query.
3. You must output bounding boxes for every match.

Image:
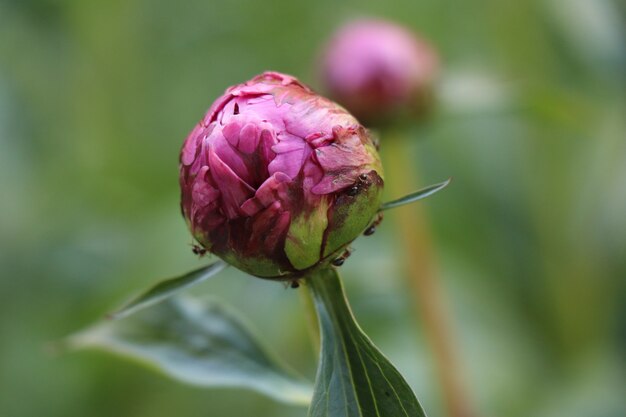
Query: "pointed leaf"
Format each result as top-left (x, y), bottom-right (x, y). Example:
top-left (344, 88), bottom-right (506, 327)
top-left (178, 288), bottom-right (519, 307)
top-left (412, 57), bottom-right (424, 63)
top-left (66, 296), bottom-right (313, 405)
top-left (307, 268), bottom-right (427, 417)
top-left (109, 261), bottom-right (227, 319)
top-left (380, 178), bottom-right (451, 211)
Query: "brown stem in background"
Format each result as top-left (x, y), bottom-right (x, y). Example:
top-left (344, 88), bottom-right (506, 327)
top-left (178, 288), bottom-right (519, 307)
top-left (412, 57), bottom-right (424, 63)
top-left (383, 132), bottom-right (476, 417)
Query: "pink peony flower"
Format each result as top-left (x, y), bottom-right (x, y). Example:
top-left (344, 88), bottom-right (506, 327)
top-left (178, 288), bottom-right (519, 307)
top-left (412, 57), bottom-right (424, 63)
top-left (321, 19), bottom-right (439, 124)
top-left (180, 72), bottom-right (383, 279)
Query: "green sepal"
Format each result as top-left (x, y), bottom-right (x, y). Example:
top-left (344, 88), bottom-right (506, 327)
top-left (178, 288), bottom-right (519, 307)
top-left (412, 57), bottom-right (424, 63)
top-left (221, 252), bottom-right (287, 279)
top-left (285, 198), bottom-right (331, 270)
top-left (323, 170), bottom-right (384, 258)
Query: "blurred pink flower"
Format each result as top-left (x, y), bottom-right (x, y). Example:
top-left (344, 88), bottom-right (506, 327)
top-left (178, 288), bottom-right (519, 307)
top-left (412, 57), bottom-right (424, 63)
top-left (321, 19), bottom-right (439, 124)
top-left (180, 72), bottom-right (383, 279)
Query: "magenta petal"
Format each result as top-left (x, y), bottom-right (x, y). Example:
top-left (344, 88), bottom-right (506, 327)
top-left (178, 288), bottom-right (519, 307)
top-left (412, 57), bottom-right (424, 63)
top-left (181, 124), bottom-right (204, 166)
top-left (311, 173), bottom-right (356, 194)
top-left (256, 172), bottom-right (290, 206)
top-left (208, 146), bottom-right (254, 219)
top-left (188, 132), bottom-right (211, 177)
top-left (265, 211), bottom-right (290, 252)
top-left (250, 201), bottom-right (289, 252)
top-left (259, 129), bottom-right (277, 165)
top-left (272, 136), bottom-right (305, 153)
top-left (211, 131), bottom-right (252, 183)
top-left (189, 167), bottom-right (222, 229)
top-left (315, 133), bottom-right (372, 171)
top-left (191, 166), bottom-right (220, 207)
top-left (302, 159), bottom-right (324, 192)
top-left (269, 150), bottom-right (303, 179)
top-left (240, 198), bottom-right (264, 217)
top-left (222, 120), bottom-right (241, 147)
top-left (269, 134), bottom-right (310, 179)
top-left (251, 201), bottom-right (281, 235)
top-left (204, 93), bottom-right (232, 125)
top-left (238, 123), bottom-right (259, 154)
top-left (193, 205), bottom-right (224, 235)
top-left (240, 172), bottom-right (291, 216)
top-left (305, 132), bottom-right (333, 148)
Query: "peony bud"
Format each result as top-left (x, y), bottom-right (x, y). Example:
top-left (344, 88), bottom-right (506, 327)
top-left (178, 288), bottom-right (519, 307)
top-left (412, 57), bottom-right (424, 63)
top-left (321, 19), bottom-right (439, 125)
top-left (180, 72), bottom-right (383, 279)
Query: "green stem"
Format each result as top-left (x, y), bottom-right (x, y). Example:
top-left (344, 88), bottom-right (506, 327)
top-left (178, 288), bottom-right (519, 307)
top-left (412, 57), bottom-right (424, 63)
top-left (382, 129), bottom-right (475, 417)
top-left (305, 267), bottom-right (426, 417)
top-left (298, 283), bottom-right (320, 357)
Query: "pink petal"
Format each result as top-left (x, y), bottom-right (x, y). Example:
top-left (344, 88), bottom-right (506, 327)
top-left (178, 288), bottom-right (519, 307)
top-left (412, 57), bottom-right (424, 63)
top-left (238, 123), bottom-right (259, 154)
top-left (269, 134), bottom-right (310, 179)
top-left (193, 205), bottom-right (225, 234)
top-left (208, 146), bottom-right (254, 219)
top-left (240, 172), bottom-right (291, 216)
top-left (256, 172), bottom-right (291, 206)
top-left (311, 172), bottom-right (356, 194)
top-left (250, 201), bottom-right (290, 253)
top-left (265, 211), bottom-right (291, 252)
top-left (222, 120), bottom-right (242, 147)
top-left (239, 198), bottom-right (264, 217)
top-left (181, 124), bottom-right (205, 166)
top-left (259, 129), bottom-right (277, 167)
top-left (211, 129), bottom-right (252, 184)
top-left (269, 150), bottom-right (303, 179)
top-left (191, 166), bottom-right (220, 207)
top-left (302, 159), bottom-right (323, 193)
top-left (271, 135), bottom-right (305, 153)
top-left (314, 133), bottom-right (372, 171)
top-left (204, 93), bottom-right (233, 125)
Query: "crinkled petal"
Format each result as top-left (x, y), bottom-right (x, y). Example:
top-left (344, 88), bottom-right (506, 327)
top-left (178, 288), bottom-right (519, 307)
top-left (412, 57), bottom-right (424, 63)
top-left (191, 166), bottom-right (220, 208)
top-left (250, 201), bottom-right (281, 237)
top-left (310, 131), bottom-right (376, 194)
top-left (210, 128), bottom-right (253, 184)
top-left (302, 159), bottom-right (324, 194)
top-left (238, 123), bottom-right (260, 154)
top-left (187, 124), bottom-right (216, 177)
top-left (222, 120), bottom-right (242, 147)
top-left (208, 146), bottom-right (254, 219)
top-left (250, 201), bottom-right (290, 253)
top-left (311, 172), bottom-right (357, 194)
top-left (259, 129), bottom-right (277, 168)
top-left (269, 134), bottom-right (310, 179)
top-left (240, 172), bottom-right (291, 216)
top-left (314, 132), bottom-right (373, 171)
top-left (265, 211), bottom-right (290, 253)
top-left (181, 124), bottom-right (205, 166)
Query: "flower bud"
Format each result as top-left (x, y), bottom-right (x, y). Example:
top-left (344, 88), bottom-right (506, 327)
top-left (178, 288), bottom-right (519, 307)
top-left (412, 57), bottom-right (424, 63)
top-left (180, 72), bottom-right (383, 279)
top-left (321, 19), bottom-right (439, 125)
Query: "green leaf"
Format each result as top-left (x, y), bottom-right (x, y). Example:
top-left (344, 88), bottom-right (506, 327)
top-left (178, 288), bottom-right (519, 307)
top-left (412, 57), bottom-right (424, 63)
top-left (109, 261), bottom-right (227, 319)
top-left (307, 268), bottom-right (427, 417)
top-left (65, 296), bottom-right (313, 405)
top-left (380, 178), bottom-right (451, 211)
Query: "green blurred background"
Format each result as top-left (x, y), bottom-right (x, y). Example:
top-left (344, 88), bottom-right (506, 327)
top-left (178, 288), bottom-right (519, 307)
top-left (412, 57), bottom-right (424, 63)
top-left (1, 0), bottom-right (625, 416)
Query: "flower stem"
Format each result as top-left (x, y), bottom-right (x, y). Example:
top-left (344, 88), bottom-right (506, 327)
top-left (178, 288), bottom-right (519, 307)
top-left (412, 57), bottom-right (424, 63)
top-left (305, 267), bottom-right (427, 417)
top-left (298, 283), bottom-right (320, 356)
top-left (382, 130), bottom-right (476, 417)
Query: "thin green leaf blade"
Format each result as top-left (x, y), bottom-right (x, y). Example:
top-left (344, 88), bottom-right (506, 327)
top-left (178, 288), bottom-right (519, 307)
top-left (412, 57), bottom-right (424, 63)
top-left (66, 296), bottom-right (313, 405)
top-left (109, 261), bottom-right (227, 319)
top-left (380, 178), bottom-right (451, 211)
top-left (307, 268), bottom-right (427, 417)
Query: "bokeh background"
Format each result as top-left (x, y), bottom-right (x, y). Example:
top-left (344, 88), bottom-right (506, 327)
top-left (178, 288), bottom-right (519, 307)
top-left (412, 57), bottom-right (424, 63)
top-left (1, 0), bottom-right (625, 416)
